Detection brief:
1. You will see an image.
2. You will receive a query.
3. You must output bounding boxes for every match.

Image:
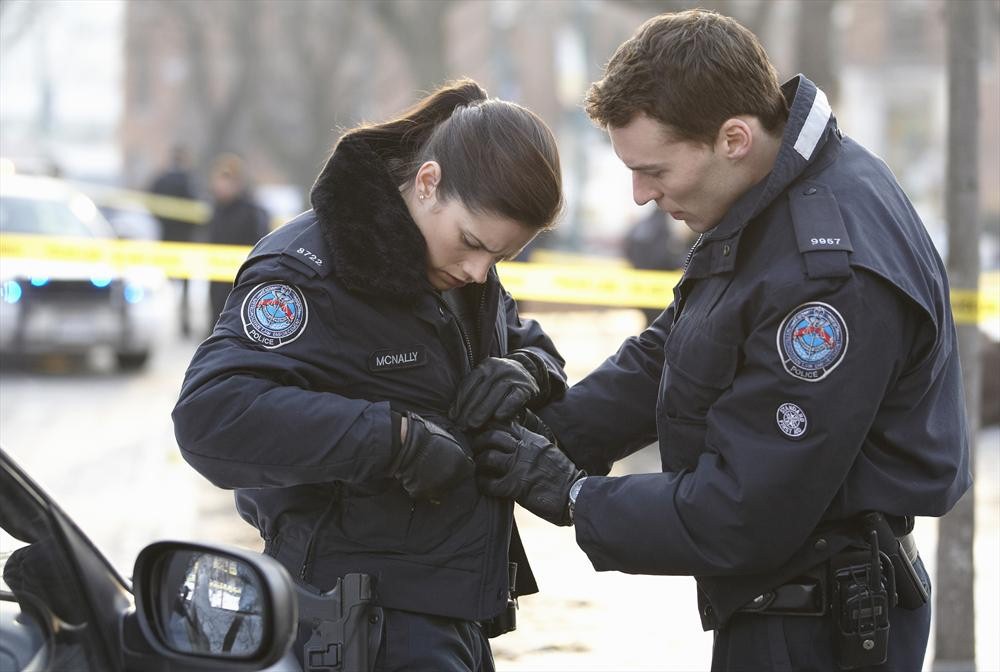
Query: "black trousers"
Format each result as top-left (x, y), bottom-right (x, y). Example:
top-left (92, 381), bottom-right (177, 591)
top-left (372, 609), bottom-right (494, 672)
top-left (711, 557), bottom-right (931, 672)
top-left (293, 608), bottom-right (494, 672)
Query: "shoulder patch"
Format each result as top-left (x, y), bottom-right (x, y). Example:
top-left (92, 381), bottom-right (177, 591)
top-left (242, 282), bottom-right (308, 349)
top-left (776, 301), bottom-right (848, 382)
top-left (776, 402), bottom-right (808, 439)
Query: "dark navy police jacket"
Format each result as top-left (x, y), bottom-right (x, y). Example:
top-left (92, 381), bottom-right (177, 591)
top-left (172, 133), bottom-right (566, 622)
top-left (541, 76), bottom-right (971, 626)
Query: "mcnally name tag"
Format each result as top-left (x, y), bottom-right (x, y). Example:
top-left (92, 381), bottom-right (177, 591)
top-left (369, 346), bottom-right (427, 372)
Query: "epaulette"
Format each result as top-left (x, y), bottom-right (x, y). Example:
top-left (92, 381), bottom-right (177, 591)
top-left (788, 181), bottom-right (853, 279)
top-left (277, 225), bottom-right (333, 279)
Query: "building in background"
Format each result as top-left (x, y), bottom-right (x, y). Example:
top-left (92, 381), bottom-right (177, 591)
top-left (0, 0), bottom-right (123, 181)
top-left (1, 0), bottom-right (996, 263)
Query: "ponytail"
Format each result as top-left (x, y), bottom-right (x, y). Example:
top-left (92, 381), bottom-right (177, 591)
top-left (345, 79), bottom-right (488, 186)
top-left (337, 78), bottom-right (563, 231)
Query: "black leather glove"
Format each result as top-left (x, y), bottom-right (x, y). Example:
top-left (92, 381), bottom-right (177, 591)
top-left (518, 408), bottom-right (560, 446)
top-left (389, 412), bottom-right (473, 500)
top-left (449, 351), bottom-right (549, 429)
top-left (473, 423), bottom-right (584, 526)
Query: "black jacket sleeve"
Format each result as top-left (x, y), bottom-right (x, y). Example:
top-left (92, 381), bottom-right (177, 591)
top-left (172, 258), bottom-right (395, 490)
top-left (538, 306), bottom-right (672, 474)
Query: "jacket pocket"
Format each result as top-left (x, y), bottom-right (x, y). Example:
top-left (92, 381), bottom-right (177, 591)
top-left (331, 477), bottom-right (480, 556)
top-left (658, 417), bottom-right (710, 472)
top-left (662, 333), bottom-right (739, 419)
top-left (336, 480), bottom-right (416, 552)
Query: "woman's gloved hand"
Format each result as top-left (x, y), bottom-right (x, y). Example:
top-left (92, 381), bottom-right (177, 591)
top-left (389, 412), bottom-right (473, 500)
top-left (473, 423), bottom-right (584, 526)
top-left (449, 351), bottom-right (549, 429)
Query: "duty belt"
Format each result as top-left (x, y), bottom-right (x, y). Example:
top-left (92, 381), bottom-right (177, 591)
top-left (734, 531), bottom-right (916, 617)
top-left (732, 515), bottom-right (925, 620)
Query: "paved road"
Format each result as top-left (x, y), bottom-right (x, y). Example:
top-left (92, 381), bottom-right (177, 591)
top-left (0, 289), bottom-right (996, 670)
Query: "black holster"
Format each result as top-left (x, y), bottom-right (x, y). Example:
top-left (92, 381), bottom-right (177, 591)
top-left (862, 512), bottom-right (927, 610)
top-left (297, 573), bottom-right (383, 672)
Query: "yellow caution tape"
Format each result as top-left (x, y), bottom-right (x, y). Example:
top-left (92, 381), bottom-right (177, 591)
top-left (498, 262), bottom-right (680, 309)
top-left (527, 248), bottom-right (631, 268)
top-left (71, 180), bottom-right (286, 230)
top-left (1, 233), bottom-right (998, 325)
top-left (0, 234), bottom-right (248, 283)
top-left (73, 181), bottom-right (211, 224)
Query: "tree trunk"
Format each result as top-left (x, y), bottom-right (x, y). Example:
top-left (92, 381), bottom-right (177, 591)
top-left (934, 0), bottom-right (980, 669)
top-left (371, 0), bottom-right (450, 90)
top-left (794, 0), bottom-right (838, 105)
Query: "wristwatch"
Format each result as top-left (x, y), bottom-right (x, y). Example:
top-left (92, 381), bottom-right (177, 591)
top-left (567, 477), bottom-right (586, 523)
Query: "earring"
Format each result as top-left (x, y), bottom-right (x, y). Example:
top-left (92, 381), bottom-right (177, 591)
top-left (419, 193), bottom-right (427, 201)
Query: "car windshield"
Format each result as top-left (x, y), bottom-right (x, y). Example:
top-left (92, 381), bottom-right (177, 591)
top-left (0, 195), bottom-right (100, 238)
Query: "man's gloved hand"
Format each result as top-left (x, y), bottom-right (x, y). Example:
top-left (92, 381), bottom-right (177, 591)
top-left (473, 423), bottom-right (584, 526)
top-left (389, 412), bottom-right (473, 500)
top-left (449, 351), bottom-right (549, 429)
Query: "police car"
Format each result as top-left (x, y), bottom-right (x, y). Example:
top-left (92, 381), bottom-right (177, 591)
top-left (0, 175), bottom-right (162, 371)
top-left (0, 448), bottom-right (300, 671)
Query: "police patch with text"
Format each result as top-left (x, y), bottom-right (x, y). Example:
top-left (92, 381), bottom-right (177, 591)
top-left (369, 346), bottom-right (427, 372)
top-left (242, 282), bottom-right (308, 349)
top-left (776, 301), bottom-right (848, 382)
top-left (776, 402), bottom-right (808, 439)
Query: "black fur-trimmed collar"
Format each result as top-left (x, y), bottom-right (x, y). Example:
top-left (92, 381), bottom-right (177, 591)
top-left (309, 133), bottom-right (430, 300)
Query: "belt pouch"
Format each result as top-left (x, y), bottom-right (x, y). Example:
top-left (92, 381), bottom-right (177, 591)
top-left (481, 562), bottom-right (518, 638)
top-left (830, 546), bottom-right (890, 669)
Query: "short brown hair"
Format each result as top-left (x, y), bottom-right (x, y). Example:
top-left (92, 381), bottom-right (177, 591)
top-left (585, 10), bottom-right (788, 145)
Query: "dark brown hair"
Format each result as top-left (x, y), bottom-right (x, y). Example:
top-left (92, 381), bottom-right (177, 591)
top-left (585, 10), bottom-right (787, 145)
top-left (349, 79), bottom-right (562, 230)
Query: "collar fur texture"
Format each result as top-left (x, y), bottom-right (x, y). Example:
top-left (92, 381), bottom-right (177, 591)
top-left (309, 133), bottom-right (431, 301)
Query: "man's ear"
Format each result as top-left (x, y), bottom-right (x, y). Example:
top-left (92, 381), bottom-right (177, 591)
top-left (716, 118), bottom-right (753, 160)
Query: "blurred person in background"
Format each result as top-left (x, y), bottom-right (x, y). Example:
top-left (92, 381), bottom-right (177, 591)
top-left (172, 80), bottom-right (567, 671)
top-left (472, 10), bottom-right (970, 671)
top-left (206, 152), bottom-right (270, 327)
top-left (149, 145), bottom-right (198, 336)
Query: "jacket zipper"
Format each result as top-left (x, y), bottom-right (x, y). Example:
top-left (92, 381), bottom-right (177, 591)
top-left (683, 233), bottom-right (706, 273)
top-left (674, 233), bottom-right (707, 325)
top-left (475, 286), bottom-right (489, 361)
top-left (299, 483), bottom-right (341, 583)
top-left (436, 294), bottom-right (476, 371)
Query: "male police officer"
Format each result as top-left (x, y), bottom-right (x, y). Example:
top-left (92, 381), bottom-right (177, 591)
top-left (472, 10), bottom-right (971, 670)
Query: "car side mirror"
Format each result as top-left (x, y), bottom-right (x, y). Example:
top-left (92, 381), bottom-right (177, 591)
top-left (131, 541), bottom-right (297, 671)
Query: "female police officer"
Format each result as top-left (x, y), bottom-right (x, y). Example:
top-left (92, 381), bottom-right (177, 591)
top-left (172, 80), bottom-right (567, 671)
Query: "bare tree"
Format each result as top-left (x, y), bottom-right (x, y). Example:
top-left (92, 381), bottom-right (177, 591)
top-left (371, 0), bottom-right (452, 90)
top-left (606, 0), bottom-right (776, 37)
top-left (794, 0), bottom-right (838, 104)
top-left (934, 0), bottom-right (980, 668)
top-left (165, 0), bottom-right (264, 180)
top-left (254, 0), bottom-right (370, 194)
top-left (139, 0), bottom-right (371, 199)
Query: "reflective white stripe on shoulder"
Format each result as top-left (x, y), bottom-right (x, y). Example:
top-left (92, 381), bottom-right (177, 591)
top-left (793, 88), bottom-right (832, 161)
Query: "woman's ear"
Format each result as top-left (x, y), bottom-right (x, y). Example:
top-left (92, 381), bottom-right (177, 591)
top-left (413, 161), bottom-right (442, 202)
top-left (716, 118), bottom-right (753, 160)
